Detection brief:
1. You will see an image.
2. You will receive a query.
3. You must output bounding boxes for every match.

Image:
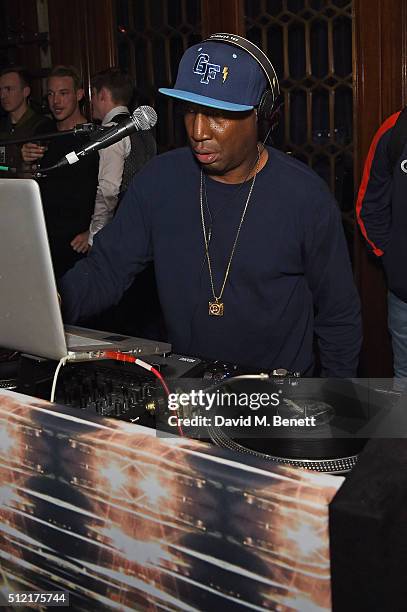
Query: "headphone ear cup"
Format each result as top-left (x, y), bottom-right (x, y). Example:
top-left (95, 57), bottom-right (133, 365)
top-left (257, 89), bottom-right (275, 121)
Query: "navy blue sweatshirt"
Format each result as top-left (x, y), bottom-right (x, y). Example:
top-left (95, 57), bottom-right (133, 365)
top-left (61, 146), bottom-right (361, 376)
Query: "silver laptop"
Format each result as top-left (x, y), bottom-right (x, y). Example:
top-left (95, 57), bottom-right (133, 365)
top-left (0, 178), bottom-right (171, 361)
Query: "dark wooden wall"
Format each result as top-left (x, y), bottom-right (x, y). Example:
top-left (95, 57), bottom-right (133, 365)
top-left (0, 0), bottom-right (42, 69)
top-left (201, 0), bottom-right (244, 37)
top-left (0, 0), bottom-right (47, 101)
top-left (47, 0), bottom-right (117, 100)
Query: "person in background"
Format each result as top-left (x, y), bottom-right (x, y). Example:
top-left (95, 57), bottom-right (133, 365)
top-left (80, 67), bottom-right (160, 338)
top-left (0, 66), bottom-right (54, 173)
top-left (21, 65), bottom-right (99, 278)
top-left (357, 110), bottom-right (407, 382)
top-left (60, 34), bottom-right (361, 375)
top-left (76, 67), bottom-right (157, 251)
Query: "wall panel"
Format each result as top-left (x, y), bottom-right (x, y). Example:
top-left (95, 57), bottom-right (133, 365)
top-left (47, 0), bottom-right (117, 104)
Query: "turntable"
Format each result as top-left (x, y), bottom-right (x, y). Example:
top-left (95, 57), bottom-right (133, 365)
top-left (199, 375), bottom-right (375, 474)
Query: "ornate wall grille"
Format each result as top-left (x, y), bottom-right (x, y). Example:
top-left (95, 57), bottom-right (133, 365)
top-left (116, 0), bottom-right (202, 149)
top-left (245, 0), bottom-right (353, 212)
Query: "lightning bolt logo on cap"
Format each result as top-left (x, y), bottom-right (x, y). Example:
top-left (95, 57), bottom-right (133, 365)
top-left (222, 66), bottom-right (229, 82)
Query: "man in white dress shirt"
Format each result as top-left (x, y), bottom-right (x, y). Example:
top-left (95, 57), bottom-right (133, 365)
top-left (73, 68), bottom-right (156, 252)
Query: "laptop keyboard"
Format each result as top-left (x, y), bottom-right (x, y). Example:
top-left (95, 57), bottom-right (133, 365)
top-left (65, 333), bottom-right (113, 348)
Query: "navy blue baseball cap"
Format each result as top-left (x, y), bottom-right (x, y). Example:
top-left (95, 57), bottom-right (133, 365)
top-left (159, 40), bottom-right (268, 112)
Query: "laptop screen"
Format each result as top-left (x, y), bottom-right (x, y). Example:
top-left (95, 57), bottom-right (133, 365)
top-left (0, 179), bottom-right (69, 360)
top-left (0, 179), bottom-right (172, 362)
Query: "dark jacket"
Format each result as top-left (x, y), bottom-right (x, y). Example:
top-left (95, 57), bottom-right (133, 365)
top-left (0, 107), bottom-right (54, 170)
top-left (38, 132), bottom-right (99, 278)
top-left (357, 111), bottom-right (407, 302)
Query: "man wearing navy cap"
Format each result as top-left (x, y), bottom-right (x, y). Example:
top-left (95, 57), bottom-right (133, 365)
top-left (60, 34), bottom-right (361, 377)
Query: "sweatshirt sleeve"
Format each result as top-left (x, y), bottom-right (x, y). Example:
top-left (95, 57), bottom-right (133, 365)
top-left (356, 112), bottom-right (400, 256)
top-left (60, 176), bottom-right (153, 323)
top-left (304, 188), bottom-right (362, 377)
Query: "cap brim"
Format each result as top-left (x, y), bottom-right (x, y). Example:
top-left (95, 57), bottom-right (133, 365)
top-left (159, 88), bottom-right (254, 112)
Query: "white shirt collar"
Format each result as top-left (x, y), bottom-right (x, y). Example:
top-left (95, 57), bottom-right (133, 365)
top-left (102, 105), bottom-right (130, 125)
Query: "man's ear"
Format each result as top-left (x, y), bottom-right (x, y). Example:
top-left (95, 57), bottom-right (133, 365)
top-left (23, 85), bottom-right (31, 101)
top-left (100, 86), bottom-right (110, 102)
top-left (76, 88), bottom-right (85, 102)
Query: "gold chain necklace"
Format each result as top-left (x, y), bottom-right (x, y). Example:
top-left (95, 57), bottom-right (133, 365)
top-left (200, 147), bottom-right (260, 316)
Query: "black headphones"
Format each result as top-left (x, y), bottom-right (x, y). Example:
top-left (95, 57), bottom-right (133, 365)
top-left (204, 33), bottom-right (280, 122)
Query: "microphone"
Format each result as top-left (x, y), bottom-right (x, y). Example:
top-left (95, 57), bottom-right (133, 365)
top-left (39, 106), bottom-right (157, 172)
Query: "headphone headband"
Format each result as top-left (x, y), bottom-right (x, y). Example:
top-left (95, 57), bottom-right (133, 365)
top-left (204, 33), bottom-right (280, 101)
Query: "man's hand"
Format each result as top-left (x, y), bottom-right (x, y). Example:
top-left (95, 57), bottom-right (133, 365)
top-left (71, 231), bottom-right (90, 254)
top-left (21, 142), bottom-right (47, 163)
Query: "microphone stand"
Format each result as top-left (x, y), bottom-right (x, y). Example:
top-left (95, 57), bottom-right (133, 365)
top-left (3, 124), bottom-right (110, 178)
top-left (0, 123), bottom-right (104, 147)
top-left (32, 106), bottom-right (157, 177)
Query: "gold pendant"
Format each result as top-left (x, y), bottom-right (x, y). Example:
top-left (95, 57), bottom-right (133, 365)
top-left (209, 301), bottom-right (224, 316)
